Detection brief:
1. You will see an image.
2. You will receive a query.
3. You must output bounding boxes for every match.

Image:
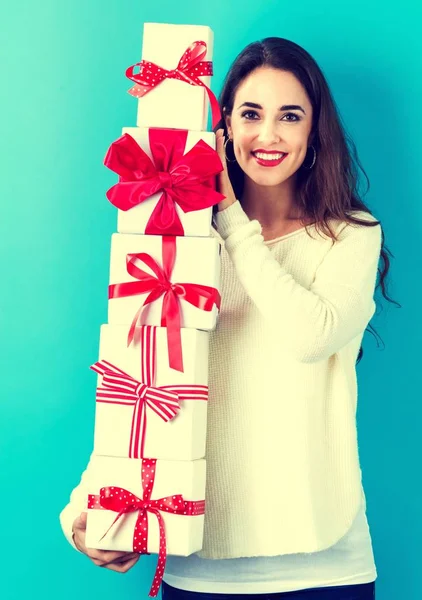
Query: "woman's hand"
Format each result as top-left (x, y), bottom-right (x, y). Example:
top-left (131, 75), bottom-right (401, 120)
top-left (215, 129), bottom-right (238, 212)
top-left (72, 512), bottom-right (140, 573)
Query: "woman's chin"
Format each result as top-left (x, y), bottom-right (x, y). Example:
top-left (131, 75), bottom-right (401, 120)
top-left (245, 172), bottom-right (289, 187)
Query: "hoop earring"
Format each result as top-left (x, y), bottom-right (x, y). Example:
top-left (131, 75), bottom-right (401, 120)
top-left (224, 137), bottom-right (237, 163)
top-left (302, 145), bottom-right (316, 170)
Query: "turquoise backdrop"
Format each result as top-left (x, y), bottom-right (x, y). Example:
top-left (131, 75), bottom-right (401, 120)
top-left (1, 1), bottom-right (419, 599)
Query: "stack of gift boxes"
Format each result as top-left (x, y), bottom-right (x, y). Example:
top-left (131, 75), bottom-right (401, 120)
top-left (84, 23), bottom-right (224, 598)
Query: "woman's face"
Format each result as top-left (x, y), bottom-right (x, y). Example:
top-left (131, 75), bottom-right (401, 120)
top-left (225, 67), bottom-right (314, 188)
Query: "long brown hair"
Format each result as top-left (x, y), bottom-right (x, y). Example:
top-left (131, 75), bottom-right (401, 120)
top-left (213, 37), bottom-right (400, 363)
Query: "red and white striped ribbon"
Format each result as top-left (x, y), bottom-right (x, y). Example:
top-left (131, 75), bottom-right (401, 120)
top-left (91, 326), bottom-right (208, 457)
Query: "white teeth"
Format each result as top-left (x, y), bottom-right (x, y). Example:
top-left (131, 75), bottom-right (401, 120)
top-left (254, 152), bottom-right (286, 160)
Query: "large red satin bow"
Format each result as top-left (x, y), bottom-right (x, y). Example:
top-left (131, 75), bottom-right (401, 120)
top-left (108, 236), bottom-right (221, 372)
top-left (104, 130), bottom-right (224, 236)
top-left (126, 40), bottom-right (222, 129)
top-left (88, 458), bottom-right (205, 598)
top-left (91, 325), bottom-right (208, 458)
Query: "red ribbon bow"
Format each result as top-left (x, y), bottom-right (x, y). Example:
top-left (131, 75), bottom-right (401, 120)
top-left (91, 325), bottom-right (208, 458)
top-left (104, 130), bottom-right (224, 236)
top-left (88, 458), bottom-right (205, 598)
top-left (126, 40), bottom-right (222, 129)
top-left (109, 236), bottom-right (221, 372)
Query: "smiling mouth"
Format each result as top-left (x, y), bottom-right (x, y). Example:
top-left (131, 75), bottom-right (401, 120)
top-left (252, 151), bottom-right (287, 160)
top-left (251, 151), bottom-right (288, 167)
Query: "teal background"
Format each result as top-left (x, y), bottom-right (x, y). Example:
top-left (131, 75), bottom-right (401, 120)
top-left (1, 1), bottom-right (419, 599)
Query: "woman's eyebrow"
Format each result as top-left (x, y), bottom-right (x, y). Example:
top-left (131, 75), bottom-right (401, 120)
top-left (237, 101), bottom-right (306, 115)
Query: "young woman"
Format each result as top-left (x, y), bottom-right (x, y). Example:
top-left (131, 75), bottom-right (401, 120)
top-left (162, 36), bottom-right (398, 599)
top-left (62, 37), bottom-right (397, 599)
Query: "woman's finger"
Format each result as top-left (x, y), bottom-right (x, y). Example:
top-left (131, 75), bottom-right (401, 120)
top-left (215, 128), bottom-right (232, 202)
top-left (87, 547), bottom-right (138, 564)
top-left (215, 129), bottom-right (227, 167)
top-left (91, 552), bottom-right (138, 567)
top-left (107, 552), bottom-right (139, 565)
top-left (102, 555), bottom-right (140, 573)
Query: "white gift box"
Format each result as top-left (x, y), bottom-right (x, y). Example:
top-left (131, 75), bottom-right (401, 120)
top-left (116, 127), bottom-right (216, 237)
top-left (85, 455), bottom-right (206, 555)
top-left (134, 23), bottom-right (214, 131)
top-left (93, 325), bottom-right (209, 460)
top-left (108, 233), bottom-right (221, 331)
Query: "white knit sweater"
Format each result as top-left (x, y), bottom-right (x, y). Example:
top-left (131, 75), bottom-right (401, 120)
top-left (60, 200), bottom-right (382, 565)
top-left (194, 200), bottom-right (381, 559)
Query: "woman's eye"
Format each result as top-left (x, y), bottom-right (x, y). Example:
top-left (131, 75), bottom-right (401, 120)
top-left (240, 110), bottom-right (301, 122)
top-left (241, 110), bottom-right (259, 119)
top-left (282, 112), bottom-right (301, 122)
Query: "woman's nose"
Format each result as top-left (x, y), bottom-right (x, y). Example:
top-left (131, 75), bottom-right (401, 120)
top-left (257, 121), bottom-right (280, 145)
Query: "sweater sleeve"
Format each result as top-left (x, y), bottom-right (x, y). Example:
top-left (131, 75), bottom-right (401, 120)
top-left (215, 201), bottom-right (382, 363)
top-left (59, 452), bottom-right (95, 552)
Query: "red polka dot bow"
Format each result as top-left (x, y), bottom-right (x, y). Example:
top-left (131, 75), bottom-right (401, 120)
top-left (126, 41), bottom-right (222, 129)
top-left (88, 458), bottom-right (206, 597)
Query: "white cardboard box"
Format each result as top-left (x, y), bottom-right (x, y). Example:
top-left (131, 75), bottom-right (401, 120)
top-left (113, 127), bottom-right (218, 237)
top-left (85, 455), bottom-right (206, 555)
top-left (134, 23), bottom-right (214, 131)
top-left (108, 233), bottom-right (221, 331)
top-left (93, 325), bottom-right (209, 460)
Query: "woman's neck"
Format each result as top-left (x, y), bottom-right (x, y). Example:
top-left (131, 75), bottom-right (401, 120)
top-left (241, 176), bottom-right (303, 227)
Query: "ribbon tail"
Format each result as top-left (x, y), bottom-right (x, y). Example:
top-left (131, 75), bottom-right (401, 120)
top-left (166, 322), bottom-right (183, 372)
top-left (127, 305), bottom-right (144, 347)
top-left (145, 195), bottom-right (185, 236)
top-left (129, 397), bottom-right (147, 459)
top-left (204, 86), bottom-right (222, 129)
top-left (99, 510), bottom-right (125, 542)
top-left (161, 291), bottom-right (183, 372)
top-left (148, 510), bottom-right (168, 598)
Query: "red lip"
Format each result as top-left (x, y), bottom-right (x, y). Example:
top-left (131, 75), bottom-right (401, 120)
top-left (252, 151), bottom-right (288, 168)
